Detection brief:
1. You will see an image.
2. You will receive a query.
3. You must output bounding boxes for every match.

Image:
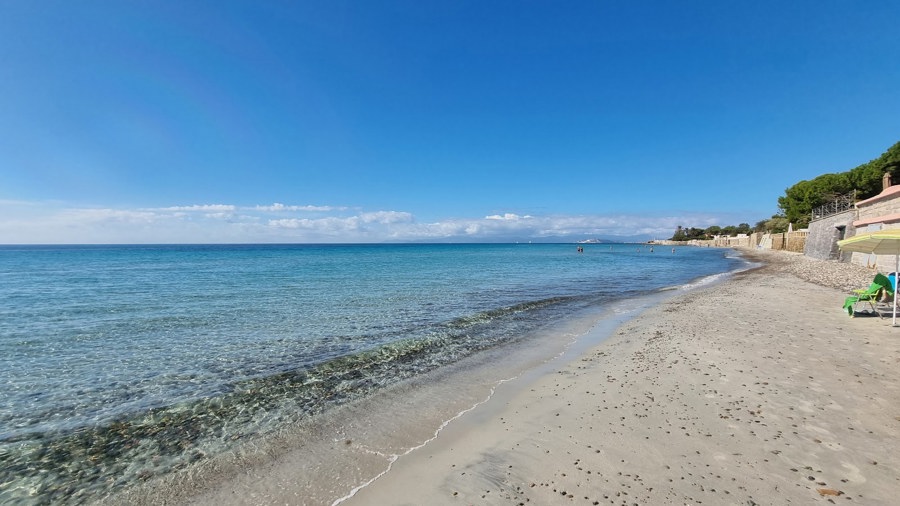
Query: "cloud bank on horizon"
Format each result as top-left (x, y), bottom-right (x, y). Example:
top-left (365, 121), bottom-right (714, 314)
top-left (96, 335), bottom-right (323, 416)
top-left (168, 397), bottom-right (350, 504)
top-left (0, 200), bottom-right (726, 244)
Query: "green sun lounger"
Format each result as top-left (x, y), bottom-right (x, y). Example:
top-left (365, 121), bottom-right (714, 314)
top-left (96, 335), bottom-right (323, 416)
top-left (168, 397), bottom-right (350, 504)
top-left (843, 273), bottom-right (894, 317)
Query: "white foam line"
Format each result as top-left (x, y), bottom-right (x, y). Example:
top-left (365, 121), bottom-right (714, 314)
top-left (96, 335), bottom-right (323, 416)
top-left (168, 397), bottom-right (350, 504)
top-left (329, 375), bottom-right (514, 506)
top-left (330, 332), bottom-right (580, 506)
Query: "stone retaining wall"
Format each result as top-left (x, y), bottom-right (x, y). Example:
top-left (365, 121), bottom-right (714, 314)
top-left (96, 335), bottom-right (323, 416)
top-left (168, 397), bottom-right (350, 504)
top-left (655, 231), bottom-right (807, 252)
top-left (804, 210), bottom-right (856, 261)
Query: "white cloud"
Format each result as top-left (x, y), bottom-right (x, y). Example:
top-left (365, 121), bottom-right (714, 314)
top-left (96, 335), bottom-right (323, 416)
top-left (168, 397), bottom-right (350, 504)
top-left (485, 213), bottom-right (532, 221)
top-left (252, 203), bottom-right (347, 212)
top-left (156, 204), bottom-right (236, 212)
top-left (204, 212), bottom-right (235, 219)
top-left (268, 216), bottom-right (360, 231)
top-left (359, 211), bottom-right (414, 224)
top-left (0, 200), bottom-right (736, 244)
top-left (61, 208), bottom-right (161, 222)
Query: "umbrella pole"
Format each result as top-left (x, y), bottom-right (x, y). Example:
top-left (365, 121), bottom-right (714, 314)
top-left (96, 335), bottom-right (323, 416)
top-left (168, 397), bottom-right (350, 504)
top-left (894, 254), bottom-right (899, 327)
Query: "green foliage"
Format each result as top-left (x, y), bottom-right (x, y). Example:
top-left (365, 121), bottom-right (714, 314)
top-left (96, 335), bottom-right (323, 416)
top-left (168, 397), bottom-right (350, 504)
top-left (669, 222), bottom-right (753, 241)
top-left (670, 226), bottom-right (708, 241)
top-left (777, 173), bottom-right (852, 227)
top-left (778, 141), bottom-right (900, 228)
top-left (764, 215), bottom-right (791, 234)
top-left (671, 141), bottom-right (900, 241)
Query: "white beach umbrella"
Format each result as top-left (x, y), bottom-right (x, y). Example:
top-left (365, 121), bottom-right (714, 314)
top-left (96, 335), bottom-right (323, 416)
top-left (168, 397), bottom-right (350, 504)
top-left (838, 229), bottom-right (900, 326)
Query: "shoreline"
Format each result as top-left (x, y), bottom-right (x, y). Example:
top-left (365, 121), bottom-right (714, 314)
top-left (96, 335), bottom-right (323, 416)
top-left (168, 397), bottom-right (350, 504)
top-left (100, 289), bottom-right (639, 505)
top-left (6, 244), bottom-right (745, 505)
top-left (113, 248), bottom-right (900, 505)
top-left (336, 250), bottom-right (900, 505)
top-left (102, 262), bottom-right (723, 506)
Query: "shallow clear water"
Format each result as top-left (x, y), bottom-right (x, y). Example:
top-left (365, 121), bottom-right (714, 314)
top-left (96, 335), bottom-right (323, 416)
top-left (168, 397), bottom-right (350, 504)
top-left (0, 243), bottom-right (741, 504)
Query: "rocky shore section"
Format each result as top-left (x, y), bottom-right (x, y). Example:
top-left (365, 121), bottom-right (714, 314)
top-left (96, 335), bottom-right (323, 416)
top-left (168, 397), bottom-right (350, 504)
top-left (737, 247), bottom-right (878, 293)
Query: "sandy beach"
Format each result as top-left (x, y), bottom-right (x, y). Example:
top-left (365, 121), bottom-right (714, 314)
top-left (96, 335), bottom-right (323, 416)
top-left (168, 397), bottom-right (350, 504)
top-left (128, 249), bottom-right (900, 506)
top-left (321, 252), bottom-right (899, 505)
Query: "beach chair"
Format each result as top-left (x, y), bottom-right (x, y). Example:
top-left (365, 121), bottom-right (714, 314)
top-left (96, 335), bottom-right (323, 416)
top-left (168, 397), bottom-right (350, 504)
top-left (843, 273), bottom-right (894, 317)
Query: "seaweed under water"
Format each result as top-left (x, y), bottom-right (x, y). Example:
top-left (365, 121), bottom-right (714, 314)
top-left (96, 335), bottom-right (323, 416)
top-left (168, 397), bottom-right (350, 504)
top-left (0, 297), bottom-right (573, 505)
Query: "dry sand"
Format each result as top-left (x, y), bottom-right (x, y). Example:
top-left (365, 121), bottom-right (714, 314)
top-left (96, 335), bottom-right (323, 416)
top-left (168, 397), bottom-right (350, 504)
top-left (335, 253), bottom-right (900, 505)
top-left (170, 250), bottom-right (900, 506)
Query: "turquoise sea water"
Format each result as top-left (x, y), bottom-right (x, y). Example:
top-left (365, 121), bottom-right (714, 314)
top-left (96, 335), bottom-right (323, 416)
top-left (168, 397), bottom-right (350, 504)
top-left (0, 243), bottom-right (743, 504)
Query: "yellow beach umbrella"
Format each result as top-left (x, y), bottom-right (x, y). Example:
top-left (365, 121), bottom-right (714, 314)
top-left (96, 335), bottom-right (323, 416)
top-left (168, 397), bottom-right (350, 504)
top-left (838, 229), bottom-right (900, 326)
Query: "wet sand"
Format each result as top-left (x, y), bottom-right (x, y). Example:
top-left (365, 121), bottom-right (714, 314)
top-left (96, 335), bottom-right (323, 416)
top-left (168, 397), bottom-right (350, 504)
top-left (334, 261), bottom-right (900, 504)
top-left (131, 253), bottom-right (900, 505)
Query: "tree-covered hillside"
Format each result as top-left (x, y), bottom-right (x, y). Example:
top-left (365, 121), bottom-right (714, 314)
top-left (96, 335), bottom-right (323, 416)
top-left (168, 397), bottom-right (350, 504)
top-left (778, 141), bottom-right (900, 228)
top-left (670, 140), bottom-right (900, 241)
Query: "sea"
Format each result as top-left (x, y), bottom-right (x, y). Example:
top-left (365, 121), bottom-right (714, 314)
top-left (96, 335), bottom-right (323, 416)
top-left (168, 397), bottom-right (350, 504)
top-left (0, 243), bottom-right (745, 504)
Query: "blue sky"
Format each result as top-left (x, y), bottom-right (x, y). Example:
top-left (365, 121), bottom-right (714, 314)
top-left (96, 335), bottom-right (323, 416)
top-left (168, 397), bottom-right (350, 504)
top-left (1, 1), bottom-right (898, 243)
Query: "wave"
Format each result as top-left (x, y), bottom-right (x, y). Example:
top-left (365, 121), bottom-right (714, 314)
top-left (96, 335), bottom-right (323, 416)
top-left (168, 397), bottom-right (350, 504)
top-left (664, 260), bottom-right (753, 292)
top-left (674, 271), bottom-right (733, 290)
